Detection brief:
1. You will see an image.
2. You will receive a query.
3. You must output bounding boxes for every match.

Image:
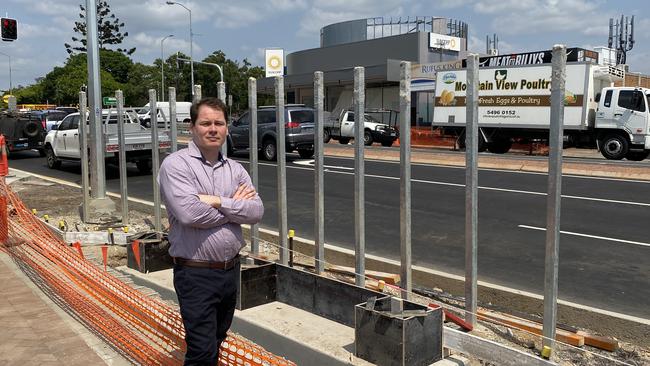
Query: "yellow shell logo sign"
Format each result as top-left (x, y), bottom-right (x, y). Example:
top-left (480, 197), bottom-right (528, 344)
top-left (267, 55), bottom-right (281, 70)
top-left (450, 38), bottom-right (456, 49)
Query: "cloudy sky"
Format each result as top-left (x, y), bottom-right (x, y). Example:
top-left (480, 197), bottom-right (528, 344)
top-left (0, 0), bottom-right (648, 91)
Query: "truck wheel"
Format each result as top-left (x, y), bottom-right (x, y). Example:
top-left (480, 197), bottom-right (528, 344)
top-left (298, 148), bottom-right (314, 159)
top-left (45, 146), bottom-right (61, 169)
top-left (363, 130), bottom-right (373, 146)
top-left (381, 141), bottom-right (393, 147)
top-left (600, 134), bottom-right (628, 160)
top-left (625, 150), bottom-right (650, 161)
top-left (456, 131), bottom-right (487, 152)
top-left (487, 137), bottom-right (512, 154)
top-left (339, 137), bottom-right (351, 145)
top-left (136, 159), bottom-right (152, 174)
top-left (323, 129), bottom-right (331, 143)
top-left (262, 139), bottom-right (277, 161)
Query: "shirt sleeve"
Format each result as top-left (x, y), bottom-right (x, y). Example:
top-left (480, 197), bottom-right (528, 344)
top-left (218, 163), bottom-right (264, 225)
top-left (158, 156), bottom-right (230, 229)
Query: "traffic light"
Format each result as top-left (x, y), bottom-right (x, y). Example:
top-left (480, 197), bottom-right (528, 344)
top-left (1, 18), bottom-right (17, 41)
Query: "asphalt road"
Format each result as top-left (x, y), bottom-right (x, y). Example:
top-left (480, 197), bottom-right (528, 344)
top-left (8, 149), bottom-right (650, 319)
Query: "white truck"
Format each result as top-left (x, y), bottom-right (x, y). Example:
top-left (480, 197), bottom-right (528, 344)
top-left (44, 109), bottom-right (171, 173)
top-left (324, 109), bottom-right (399, 146)
top-left (137, 101), bottom-right (192, 128)
top-left (432, 62), bottom-right (650, 160)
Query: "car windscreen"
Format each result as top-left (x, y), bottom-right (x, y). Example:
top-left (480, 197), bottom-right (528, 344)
top-left (288, 110), bottom-right (314, 123)
top-left (137, 106), bottom-right (150, 114)
top-left (47, 111), bottom-right (69, 121)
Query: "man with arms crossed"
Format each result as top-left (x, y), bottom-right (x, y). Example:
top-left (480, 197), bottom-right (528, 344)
top-left (159, 97), bottom-right (263, 365)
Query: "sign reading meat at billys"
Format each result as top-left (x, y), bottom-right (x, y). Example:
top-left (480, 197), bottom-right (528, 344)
top-left (433, 64), bottom-right (590, 128)
top-left (461, 47), bottom-right (599, 68)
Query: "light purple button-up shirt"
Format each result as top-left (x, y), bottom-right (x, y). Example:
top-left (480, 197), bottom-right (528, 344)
top-left (158, 141), bottom-right (264, 262)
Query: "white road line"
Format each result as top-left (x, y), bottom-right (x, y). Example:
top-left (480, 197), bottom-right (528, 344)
top-left (518, 224), bottom-right (650, 248)
top-left (278, 160), bottom-right (650, 207)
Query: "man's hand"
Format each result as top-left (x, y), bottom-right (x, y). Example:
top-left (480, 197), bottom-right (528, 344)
top-left (232, 184), bottom-right (257, 200)
top-left (198, 194), bottom-right (221, 208)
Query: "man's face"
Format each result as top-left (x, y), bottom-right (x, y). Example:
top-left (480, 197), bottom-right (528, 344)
top-left (190, 105), bottom-right (228, 151)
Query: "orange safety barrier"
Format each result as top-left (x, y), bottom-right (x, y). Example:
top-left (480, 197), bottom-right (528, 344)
top-left (0, 179), bottom-right (295, 366)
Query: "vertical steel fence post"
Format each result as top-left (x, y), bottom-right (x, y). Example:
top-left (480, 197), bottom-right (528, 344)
top-left (193, 85), bottom-right (202, 103)
top-left (275, 77), bottom-right (289, 265)
top-left (169, 87), bottom-right (178, 152)
top-left (79, 92), bottom-right (90, 223)
top-left (354, 67), bottom-right (366, 287)
top-left (116, 90), bottom-right (129, 226)
top-left (149, 89), bottom-right (162, 232)
top-left (218, 81), bottom-right (228, 158)
top-left (399, 61), bottom-right (412, 299)
top-left (248, 77), bottom-right (260, 255)
top-left (543, 44), bottom-right (566, 353)
top-left (465, 54), bottom-right (480, 327)
top-left (314, 71), bottom-right (325, 275)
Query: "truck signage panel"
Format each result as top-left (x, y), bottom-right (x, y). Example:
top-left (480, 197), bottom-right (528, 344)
top-left (433, 64), bottom-right (589, 127)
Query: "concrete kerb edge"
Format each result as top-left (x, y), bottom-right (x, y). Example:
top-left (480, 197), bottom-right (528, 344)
top-left (244, 225), bottom-right (650, 347)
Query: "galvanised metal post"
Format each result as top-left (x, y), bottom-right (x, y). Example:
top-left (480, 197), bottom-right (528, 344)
top-left (314, 71), bottom-right (325, 275)
top-left (354, 67), bottom-right (365, 287)
top-left (169, 87), bottom-right (178, 152)
top-left (149, 89), bottom-right (162, 232)
top-left (116, 90), bottom-right (129, 226)
top-left (86, 0), bottom-right (106, 200)
top-left (218, 81), bottom-right (227, 157)
top-left (193, 85), bottom-right (202, 103)
top-left (465, 54), bottom-right (479, 327)
top-left (79, 91), bottom-right (89, 223)
top-left (399, 61), bottom-right (412, 299)
top-left (248, 77), bottom-right (260, 254)
top-left (275, 76), bottom-right (289, 265)
top-left (543, 44), bottom-right (566, 353)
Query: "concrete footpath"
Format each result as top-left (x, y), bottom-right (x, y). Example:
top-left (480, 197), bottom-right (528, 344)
top-left (0, 252), bottom-right (129, 366)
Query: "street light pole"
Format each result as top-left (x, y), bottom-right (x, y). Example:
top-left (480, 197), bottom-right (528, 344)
top-left (0, 52), bottom-right (12, 96)
top-left (160, 34), bottom-right (174, 102)
top-left (166, 1), bottom-right (193, 99)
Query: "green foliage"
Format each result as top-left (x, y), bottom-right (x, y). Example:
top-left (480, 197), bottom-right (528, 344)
top-left (19, 47), bottom-right (266, 112)
top-left (65, 1), bottom-right (136, 56)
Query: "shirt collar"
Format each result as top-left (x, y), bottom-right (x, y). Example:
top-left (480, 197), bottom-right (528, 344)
top-left (188, 140), bottom-right (227, 165)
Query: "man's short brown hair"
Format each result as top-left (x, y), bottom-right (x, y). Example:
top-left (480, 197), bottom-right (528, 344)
top-left (190, 97), bottom-right (228, 125)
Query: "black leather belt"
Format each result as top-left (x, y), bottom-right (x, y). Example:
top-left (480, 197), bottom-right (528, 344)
top-left (173, 255), bottom-right (239, 270)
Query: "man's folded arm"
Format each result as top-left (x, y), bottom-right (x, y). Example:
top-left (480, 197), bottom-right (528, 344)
top-left (159, 159), bottom-right (230, 228)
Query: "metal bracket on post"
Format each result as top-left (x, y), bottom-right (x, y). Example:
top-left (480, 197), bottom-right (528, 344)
top-left (116, 90), bottom-right (129, 226)
top-left (169, 87), bottom-right (178, 152)
top-left (399, 61), bottom-right (412, 299)
top-left (275, 76), bottom-right (289, 265)
top-left (193, 85), bottom-right (202, 103)
top-left (248, 77), bottom-right (260, 255)
top-left (543, 44), bottom-right (567, 354)
top-left (79, 92), bottom-right (90, 223)
top-left (354, 66), bottom-right (365, 287)
top-left (465, 54), bottom-right (480, 327)
top-left (149, 89), bottom-right (162, 232)
top-left (314, 71), bottom-right (325, 275)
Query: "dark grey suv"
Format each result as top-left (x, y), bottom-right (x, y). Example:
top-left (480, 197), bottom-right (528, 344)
top-left (228, 104), bottom-right (315, 160)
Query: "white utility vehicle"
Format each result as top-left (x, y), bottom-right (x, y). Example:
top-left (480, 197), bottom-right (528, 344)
top-left (324, 109), bottom-right (399, 146)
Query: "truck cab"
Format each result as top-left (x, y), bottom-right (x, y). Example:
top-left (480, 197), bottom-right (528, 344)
top-left (595, 87), bottom-right (650, 160)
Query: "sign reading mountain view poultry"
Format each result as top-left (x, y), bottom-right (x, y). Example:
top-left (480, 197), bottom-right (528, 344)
top-left (433, 63), bottom-right (589, 128)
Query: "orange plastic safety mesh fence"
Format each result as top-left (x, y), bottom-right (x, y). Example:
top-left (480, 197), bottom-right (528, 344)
top-left (0, 180), bottom-right (295, 366)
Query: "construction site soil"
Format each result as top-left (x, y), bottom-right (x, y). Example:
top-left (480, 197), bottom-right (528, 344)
top-left (8, 174), bottom-right (650, 366)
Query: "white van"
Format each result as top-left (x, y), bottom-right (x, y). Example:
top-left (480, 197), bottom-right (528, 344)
top-left (137, 101), bottom-right (192, 128)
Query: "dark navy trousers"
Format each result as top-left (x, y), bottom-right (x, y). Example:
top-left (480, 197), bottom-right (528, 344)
top-left (173, 262), bottom-right (239, 366)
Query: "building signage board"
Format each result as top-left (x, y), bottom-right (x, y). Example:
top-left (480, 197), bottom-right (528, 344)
top-left (265, 49), bottom-right (284, 78)
top-left (463, 47), bottom-right (599, 68)
top-left (429, 33), bottom-right (461, 52)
